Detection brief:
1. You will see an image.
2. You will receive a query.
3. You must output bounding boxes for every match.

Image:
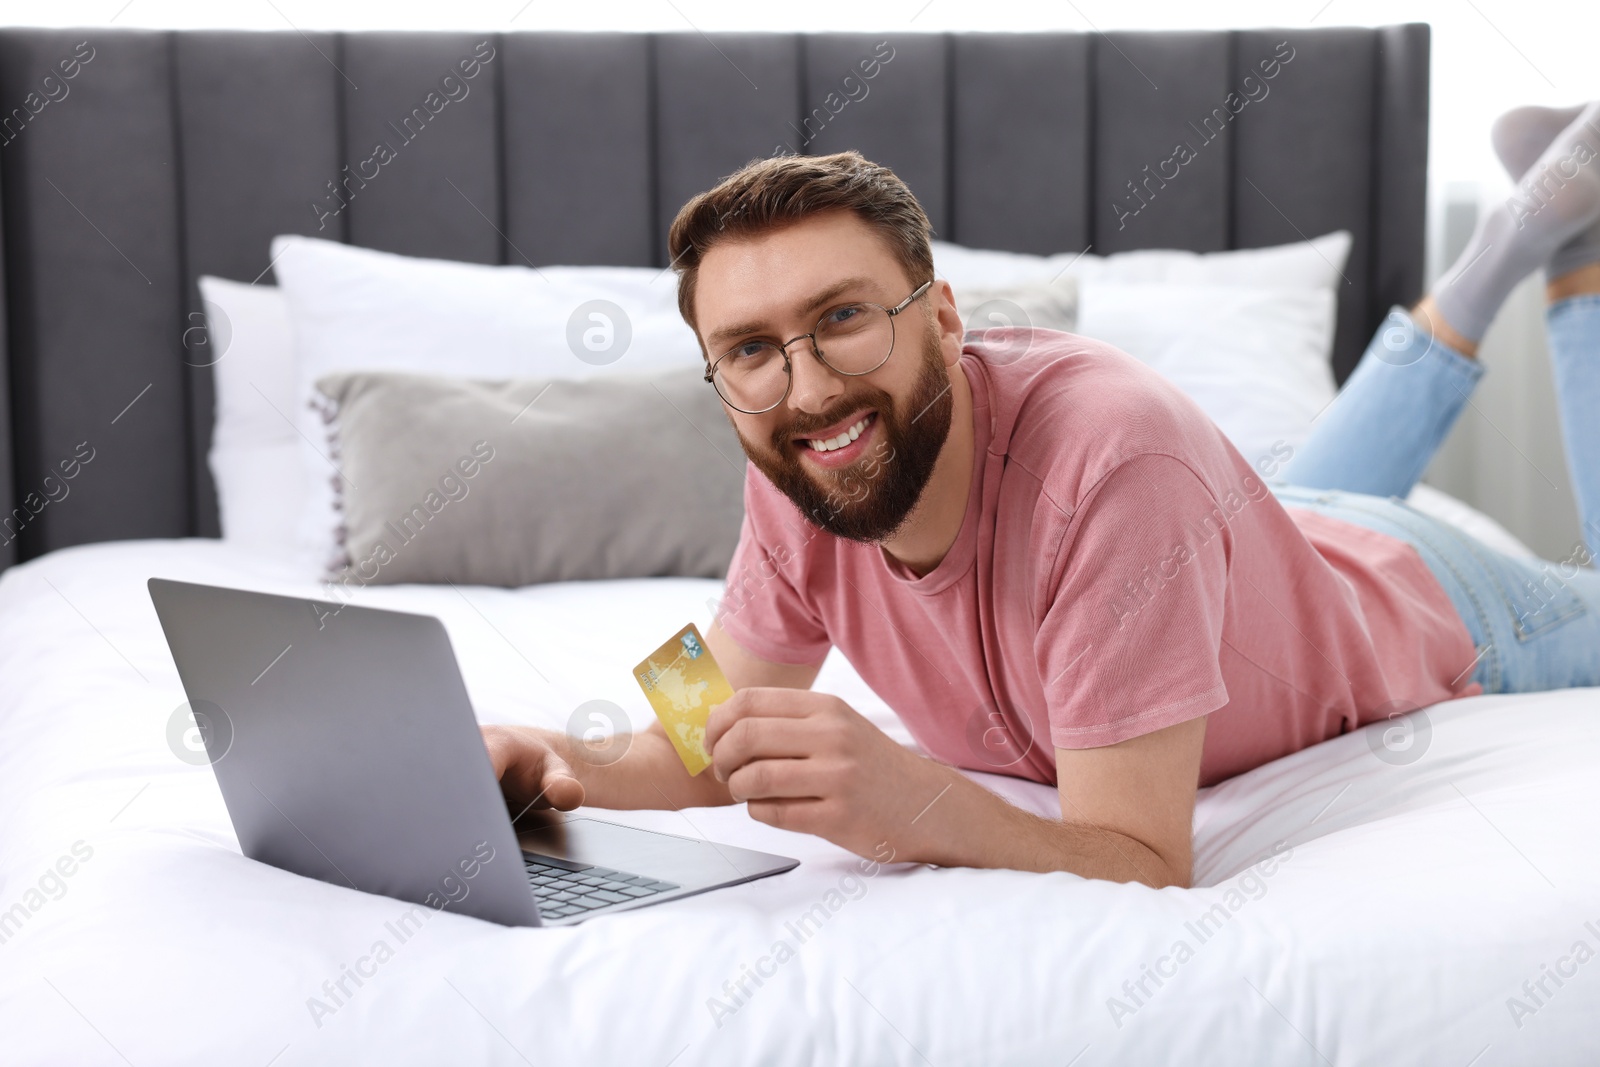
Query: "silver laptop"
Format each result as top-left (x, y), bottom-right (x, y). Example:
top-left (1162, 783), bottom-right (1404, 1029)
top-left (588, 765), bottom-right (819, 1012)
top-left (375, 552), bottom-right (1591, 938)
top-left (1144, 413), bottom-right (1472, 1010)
top-left (147, 578), bottom-right (797, 927)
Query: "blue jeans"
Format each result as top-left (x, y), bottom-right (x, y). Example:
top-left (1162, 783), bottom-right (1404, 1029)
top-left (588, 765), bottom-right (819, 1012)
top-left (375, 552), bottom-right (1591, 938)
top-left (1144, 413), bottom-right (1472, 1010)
top-left (1273, 298), bottom-right (1600, 695)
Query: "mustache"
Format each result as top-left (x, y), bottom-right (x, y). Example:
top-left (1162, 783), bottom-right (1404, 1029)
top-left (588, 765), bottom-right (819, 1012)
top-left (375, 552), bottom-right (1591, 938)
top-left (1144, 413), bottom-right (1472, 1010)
top-left (771, 393), bottom-right (890, 449)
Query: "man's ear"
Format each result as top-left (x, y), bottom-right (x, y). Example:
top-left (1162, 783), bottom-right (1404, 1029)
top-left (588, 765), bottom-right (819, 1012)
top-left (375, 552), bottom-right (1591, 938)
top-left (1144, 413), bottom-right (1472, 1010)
top-left (931, 279), bottom-right (964, 367)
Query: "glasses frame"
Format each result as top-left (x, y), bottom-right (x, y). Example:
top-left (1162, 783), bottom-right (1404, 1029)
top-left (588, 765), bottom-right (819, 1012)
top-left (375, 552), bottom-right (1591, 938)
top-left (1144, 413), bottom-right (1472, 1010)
top-left (704, 278), bottom-right (934, 414)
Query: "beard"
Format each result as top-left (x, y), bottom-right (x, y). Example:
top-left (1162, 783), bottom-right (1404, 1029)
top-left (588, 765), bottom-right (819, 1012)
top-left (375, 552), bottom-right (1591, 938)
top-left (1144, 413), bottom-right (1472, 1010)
top-left (736, 328), bottom-right (955, 544)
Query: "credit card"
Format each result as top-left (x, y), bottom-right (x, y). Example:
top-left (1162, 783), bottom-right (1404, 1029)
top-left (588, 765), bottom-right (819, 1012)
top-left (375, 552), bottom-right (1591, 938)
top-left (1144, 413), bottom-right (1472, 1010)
top-left (632, 622), bottom-right (733, 776)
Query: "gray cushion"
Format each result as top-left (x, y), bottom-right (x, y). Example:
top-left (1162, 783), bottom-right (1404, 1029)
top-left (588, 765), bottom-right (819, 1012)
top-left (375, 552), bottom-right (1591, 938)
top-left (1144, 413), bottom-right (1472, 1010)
top-left (313, 367), bottom-right (746, 587)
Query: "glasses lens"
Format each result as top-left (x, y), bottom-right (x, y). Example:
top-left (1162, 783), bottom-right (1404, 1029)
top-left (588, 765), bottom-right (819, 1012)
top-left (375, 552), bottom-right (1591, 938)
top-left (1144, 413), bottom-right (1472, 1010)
top-left (713, 342), bottom-right (789, 412)
top-left (816, 303), bottom-right (894, 374)
top-left (711, 304), bottom-right (896, 413)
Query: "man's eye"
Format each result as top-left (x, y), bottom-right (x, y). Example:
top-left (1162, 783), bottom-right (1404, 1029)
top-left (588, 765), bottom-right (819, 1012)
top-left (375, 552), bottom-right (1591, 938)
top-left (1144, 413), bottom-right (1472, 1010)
top-left (730, 342), bottom-right (777, 361)
top-left (826, 305), bottom-right (862, 326)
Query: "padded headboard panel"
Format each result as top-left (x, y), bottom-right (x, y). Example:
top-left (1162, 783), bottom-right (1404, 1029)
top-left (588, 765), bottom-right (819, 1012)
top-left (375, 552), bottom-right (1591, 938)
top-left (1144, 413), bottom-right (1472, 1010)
top-left (0, 25), bottom-right (1429, 570)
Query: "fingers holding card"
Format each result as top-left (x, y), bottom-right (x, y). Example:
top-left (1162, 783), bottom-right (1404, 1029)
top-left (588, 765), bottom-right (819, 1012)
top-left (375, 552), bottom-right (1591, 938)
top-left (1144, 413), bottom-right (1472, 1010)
top-left (633, 623), bottom-right (733, 777)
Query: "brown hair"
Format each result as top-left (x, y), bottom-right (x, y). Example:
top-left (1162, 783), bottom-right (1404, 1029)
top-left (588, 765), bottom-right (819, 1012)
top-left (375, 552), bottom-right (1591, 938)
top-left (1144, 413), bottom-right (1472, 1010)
top-left (666, 150), bottom-right (934, 353)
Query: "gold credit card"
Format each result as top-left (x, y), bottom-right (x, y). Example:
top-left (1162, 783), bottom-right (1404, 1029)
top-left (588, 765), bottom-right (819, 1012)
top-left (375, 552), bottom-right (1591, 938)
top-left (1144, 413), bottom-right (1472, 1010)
top-left (633, 623), bottom-right (733, 776)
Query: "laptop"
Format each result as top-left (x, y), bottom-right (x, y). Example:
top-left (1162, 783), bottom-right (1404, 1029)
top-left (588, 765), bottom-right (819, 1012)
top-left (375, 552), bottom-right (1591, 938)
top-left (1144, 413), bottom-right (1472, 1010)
top-left (147, 578), bottom-right (798, 927)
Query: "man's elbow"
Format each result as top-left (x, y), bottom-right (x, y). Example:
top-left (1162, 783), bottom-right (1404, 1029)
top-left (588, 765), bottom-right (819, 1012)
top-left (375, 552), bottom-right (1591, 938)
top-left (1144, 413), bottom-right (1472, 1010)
top-left (1139, 842), bottom-right (1193, 889)
top-left (1146, 861), bottom-right (1192, 890)
top-left (1111, 833), bottom-right (1192, 889)
top-left (1049, 819), bottom-right (1193, 887)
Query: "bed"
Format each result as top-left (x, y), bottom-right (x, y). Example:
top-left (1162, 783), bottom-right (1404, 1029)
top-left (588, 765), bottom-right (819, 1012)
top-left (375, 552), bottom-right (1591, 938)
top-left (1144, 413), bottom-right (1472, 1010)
top-left (6, 539), bottom-right (1600, 1064)
top-left (3, 23), bottom-right (1598, 1067)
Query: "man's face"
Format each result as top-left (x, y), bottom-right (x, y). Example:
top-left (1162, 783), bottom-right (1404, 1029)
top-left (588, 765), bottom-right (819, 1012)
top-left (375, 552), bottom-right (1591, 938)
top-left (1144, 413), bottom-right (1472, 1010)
top-left (694, 210), bottom-right (957, 543)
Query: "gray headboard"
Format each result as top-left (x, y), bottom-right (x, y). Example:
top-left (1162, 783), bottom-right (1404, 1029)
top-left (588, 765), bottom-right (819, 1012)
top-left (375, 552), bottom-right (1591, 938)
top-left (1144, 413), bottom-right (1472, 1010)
top-left (0, 25), bottom-right (1429, 571)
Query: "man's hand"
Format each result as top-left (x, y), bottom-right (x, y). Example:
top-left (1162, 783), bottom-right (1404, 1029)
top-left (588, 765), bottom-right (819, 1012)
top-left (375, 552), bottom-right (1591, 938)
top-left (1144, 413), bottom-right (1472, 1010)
top-left (476, 620), bottom-right (823, 820)
top-left (481, 725), bottom-right (588, 815)
top-left (480, 722), bottom-right (733, 815)
top-left (705, 687), bottom-right (1207, 887)
top-left (705, 687), bottom-right (954, 861)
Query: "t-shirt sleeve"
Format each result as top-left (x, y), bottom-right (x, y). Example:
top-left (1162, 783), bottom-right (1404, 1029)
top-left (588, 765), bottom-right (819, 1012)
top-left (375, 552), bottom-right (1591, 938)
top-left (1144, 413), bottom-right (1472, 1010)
top-left (1038, 453), bottom-right (1232, 749)
top-left (714, 469), bottom-right (832, 667)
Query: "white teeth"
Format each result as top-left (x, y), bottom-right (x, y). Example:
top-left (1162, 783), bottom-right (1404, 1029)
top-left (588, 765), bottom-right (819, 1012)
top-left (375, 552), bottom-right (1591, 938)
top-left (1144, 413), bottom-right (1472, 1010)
top-left (806, 415), bottom-right (871, 452)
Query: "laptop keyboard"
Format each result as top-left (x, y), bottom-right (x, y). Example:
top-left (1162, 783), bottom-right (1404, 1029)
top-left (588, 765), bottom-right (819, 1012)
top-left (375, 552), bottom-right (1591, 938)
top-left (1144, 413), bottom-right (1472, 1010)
top-left (523, 853), bottom-right (680, 920)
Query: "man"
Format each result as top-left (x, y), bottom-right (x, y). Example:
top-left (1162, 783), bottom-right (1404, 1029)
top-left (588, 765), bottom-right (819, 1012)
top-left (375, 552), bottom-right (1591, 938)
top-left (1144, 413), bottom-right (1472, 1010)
top-left (486, 103), bottom-right (1600, 889)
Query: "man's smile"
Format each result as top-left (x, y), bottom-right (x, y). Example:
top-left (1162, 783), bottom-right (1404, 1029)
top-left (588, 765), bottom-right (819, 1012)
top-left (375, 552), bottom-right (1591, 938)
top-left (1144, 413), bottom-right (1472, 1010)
top-left (794, 411), bottom-right (878, 468)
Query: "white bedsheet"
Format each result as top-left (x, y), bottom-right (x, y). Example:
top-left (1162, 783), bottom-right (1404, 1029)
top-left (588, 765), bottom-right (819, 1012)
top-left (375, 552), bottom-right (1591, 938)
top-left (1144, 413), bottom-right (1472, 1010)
top-left (1, 539), bottom-right (1597, 1066)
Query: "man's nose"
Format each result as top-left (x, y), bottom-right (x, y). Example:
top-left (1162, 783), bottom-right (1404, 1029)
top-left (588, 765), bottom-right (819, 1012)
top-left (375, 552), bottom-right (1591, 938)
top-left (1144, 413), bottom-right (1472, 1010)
top-left (785, 336), bottom-right (845, 412)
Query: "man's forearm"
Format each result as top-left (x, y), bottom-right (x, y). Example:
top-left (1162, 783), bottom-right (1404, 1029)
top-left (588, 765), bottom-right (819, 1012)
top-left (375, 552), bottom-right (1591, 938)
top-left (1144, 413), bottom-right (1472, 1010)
top-left (547, 725), bottom-right (734, 811)
top-left (901, 764), bottom-right (1187, 887)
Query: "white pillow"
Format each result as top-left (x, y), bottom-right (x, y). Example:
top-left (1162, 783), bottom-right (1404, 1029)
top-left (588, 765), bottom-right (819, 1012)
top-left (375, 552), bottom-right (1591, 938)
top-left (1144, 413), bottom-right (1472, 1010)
top-left (932, 230), bottom-right (1351, 292)
top-left (935, 231), bottom-right (1353, 472)
top-left (213, 232), bottom-right (1352, 566)
top-left (1076, 281), bottom-right (1337, 468)
top-left (198, 276), bottom-right (304, 559)
top-left (268, 236), bottom-right (707, 571)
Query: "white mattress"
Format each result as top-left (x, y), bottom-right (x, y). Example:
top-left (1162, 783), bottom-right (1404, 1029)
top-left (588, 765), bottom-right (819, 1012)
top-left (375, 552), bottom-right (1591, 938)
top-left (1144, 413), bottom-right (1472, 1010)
top-left (2, 539), bottom-right (1597, 1066)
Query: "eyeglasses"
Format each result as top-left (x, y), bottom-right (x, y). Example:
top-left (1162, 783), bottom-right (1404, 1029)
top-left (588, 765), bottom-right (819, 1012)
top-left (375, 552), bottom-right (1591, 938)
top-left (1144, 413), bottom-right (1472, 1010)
top-left (705, 279), bottom-right (933, 414)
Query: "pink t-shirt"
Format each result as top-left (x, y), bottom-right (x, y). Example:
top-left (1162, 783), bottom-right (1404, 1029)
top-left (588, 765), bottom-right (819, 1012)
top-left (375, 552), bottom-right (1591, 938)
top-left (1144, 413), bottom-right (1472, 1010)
top-left (716, 329), bottom-right (1482, 788)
